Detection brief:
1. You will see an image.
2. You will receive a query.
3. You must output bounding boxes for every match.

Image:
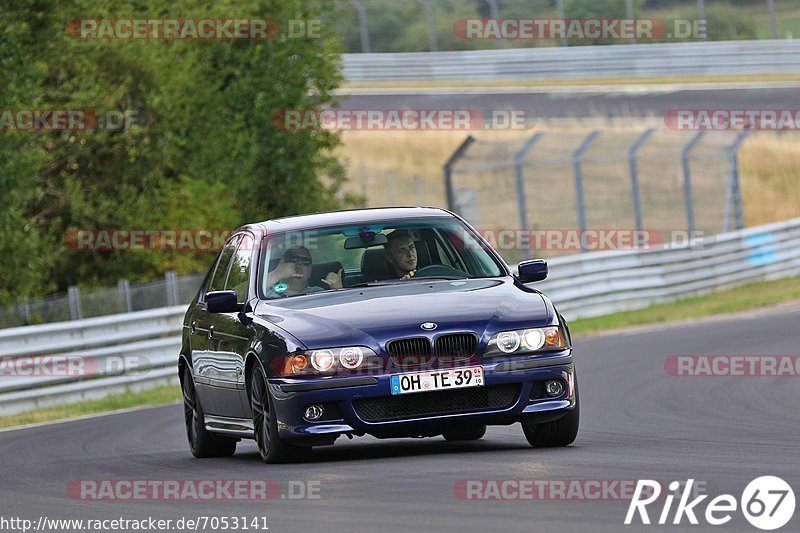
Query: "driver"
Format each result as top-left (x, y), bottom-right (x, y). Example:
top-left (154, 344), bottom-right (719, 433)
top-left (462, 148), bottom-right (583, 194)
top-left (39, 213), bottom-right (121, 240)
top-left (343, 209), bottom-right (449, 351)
top-left (265, 245), bottom-right (342, 297)
top-left (384, 230), bottom-right (418, 279)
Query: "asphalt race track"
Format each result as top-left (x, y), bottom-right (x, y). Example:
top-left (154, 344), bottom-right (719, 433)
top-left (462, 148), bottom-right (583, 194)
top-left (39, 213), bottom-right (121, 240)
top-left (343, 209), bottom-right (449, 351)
top-left (1, 305), bottom-right (798, 533)
top-left (338, 84), bottom-right (800, 121)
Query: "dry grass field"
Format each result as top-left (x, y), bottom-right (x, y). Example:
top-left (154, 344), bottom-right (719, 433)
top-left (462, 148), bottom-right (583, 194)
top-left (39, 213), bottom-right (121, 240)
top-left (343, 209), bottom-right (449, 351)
top-left (337, 128), bottom-right (800, 229)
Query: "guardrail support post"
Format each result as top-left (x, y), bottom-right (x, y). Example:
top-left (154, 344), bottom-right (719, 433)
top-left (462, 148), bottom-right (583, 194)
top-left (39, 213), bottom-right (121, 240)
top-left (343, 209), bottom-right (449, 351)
top-left (573, 130), bottom-right (601, 252)
top-left (682, 131), bottom-right (705, 235)
top-left (628, 128), bottom-right (655, 233)
top-left (555, 0), bottom-right (567, 46)
top-left (67, 286), bottom-right (82, 320)
top-left (118, 279), bottom-right (132, 313)
top-left (514, 132), bottom-right (545, 259)
top-left (723, 131), bottom-right (750, 232)
top-left (443, 135), bottom-right (475, 213)
top-left (165, 271), bottom-right (179, 307)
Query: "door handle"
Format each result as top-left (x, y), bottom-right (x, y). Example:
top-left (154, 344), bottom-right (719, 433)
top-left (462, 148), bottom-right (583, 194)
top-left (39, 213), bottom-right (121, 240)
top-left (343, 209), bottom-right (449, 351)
top-left (207, 325), bottom-right (214, 339)
top-left (190, 321), bottom-right (196, 334)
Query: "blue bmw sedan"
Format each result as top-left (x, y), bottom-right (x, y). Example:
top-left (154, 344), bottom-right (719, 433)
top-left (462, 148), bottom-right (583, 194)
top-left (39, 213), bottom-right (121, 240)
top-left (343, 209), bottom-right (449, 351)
top-left (179, 207), bottom-right (578, 463)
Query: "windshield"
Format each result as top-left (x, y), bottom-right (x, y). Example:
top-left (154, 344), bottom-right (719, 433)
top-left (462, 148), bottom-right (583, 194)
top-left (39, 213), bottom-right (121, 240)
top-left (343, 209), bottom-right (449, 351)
top-left (259, 217), bottom-right (506, 299)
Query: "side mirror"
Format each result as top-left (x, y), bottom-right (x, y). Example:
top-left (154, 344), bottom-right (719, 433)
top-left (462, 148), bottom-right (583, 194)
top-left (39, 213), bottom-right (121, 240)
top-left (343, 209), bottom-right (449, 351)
top-left (517, 259), bottom-right (548, 283)
top-left (205, 290), bottom-right (241, 313)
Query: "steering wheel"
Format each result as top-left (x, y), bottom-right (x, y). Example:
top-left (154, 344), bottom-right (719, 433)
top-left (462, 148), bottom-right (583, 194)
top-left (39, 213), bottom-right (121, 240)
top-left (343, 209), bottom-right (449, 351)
top-left (411, 264), bottom-right (468, 278)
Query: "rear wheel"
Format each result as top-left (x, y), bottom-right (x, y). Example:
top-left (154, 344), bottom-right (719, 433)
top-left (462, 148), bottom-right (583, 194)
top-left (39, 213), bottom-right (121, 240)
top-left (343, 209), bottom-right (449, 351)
top-left (522, 380), bottom-right (580, 448)
top-left (250, 366), bottom-right (310, 464)
top-left (442, 424), bottom-right (486, 441)
top-left (182, 366), bottom-right (237, 458)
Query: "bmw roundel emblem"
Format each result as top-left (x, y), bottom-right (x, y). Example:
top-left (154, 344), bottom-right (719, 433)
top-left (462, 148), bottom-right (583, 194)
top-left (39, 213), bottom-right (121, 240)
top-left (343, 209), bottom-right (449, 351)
top-left (420, 322), bottom-right (437, 331)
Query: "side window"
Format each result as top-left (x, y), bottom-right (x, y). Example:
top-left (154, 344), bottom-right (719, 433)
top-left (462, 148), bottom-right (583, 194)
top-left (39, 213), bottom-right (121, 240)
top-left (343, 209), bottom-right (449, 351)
top-left (225, 234), bottom-right (254, 303)
top-left (209, 235), bottom-right (241, 292)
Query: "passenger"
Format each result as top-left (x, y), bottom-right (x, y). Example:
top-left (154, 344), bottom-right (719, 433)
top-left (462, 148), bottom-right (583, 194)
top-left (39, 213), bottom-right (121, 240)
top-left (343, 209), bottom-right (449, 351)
top-left (265, 245), bottom-right (342, 297)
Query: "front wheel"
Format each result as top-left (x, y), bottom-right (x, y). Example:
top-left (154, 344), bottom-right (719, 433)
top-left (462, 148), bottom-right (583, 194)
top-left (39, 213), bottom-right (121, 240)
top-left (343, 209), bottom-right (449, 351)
top-left (182, 366), bottom-right (237, 458)
top-left (250, 366), bottom-right (310, 464)
top-left (521, 379), bottom-right (579, 448)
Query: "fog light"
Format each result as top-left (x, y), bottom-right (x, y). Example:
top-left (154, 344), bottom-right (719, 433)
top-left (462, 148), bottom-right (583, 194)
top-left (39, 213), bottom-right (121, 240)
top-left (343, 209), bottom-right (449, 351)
top-left (304, 404), bottom-right (324, 421)
top-left (545, 380), bottom-right (564, 397)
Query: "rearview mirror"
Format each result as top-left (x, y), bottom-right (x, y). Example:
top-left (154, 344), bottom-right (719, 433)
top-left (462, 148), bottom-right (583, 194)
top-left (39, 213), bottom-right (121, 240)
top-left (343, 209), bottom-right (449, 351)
top-left (517, 259), bottom-right (548, 283)
top-left (205, 290), bottom-right (241, 313)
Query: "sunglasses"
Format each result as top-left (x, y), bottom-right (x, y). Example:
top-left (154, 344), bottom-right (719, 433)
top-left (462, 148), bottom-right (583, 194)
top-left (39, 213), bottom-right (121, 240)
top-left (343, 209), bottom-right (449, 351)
top-left (284, 254), bottom-right (312, 266)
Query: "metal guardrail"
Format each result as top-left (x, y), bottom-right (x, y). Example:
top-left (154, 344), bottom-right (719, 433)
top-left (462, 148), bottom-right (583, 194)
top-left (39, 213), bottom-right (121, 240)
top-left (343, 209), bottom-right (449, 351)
top-left (1, 217), bottom-right (798, 416)
top-left (0, 307), bottom-right (185, 416)
top-left (342, 40), bottom-right (800, 82)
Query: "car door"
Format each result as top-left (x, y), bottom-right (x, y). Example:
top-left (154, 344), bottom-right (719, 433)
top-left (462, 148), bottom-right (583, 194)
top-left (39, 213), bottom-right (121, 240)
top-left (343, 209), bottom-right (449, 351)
top-left (205, 233), bottom-right (255, 418)
top-left (217, 233), bottom-right (256, 416)
top-left (195, 234), bottom-right (240, 416)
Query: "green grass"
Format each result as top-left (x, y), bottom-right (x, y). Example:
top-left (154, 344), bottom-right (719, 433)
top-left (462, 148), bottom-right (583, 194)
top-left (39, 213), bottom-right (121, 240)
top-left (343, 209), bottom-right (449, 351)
top-left (569, 275), bottom-right (800, 337)
top-left (3, 274), bottom-right (800, 429)
top-left (0, 383), bottom-right (181, 429)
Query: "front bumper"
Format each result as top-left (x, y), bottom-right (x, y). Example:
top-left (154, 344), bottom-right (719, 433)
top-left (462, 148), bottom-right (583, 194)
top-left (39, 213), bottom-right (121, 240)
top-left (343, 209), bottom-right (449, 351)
top-left (269, 352), bottom-right (576, 441)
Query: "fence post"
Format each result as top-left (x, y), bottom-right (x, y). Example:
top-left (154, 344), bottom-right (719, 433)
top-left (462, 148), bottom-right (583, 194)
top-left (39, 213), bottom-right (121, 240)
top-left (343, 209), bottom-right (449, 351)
top-left (514, 132), bottom-right (545, 259)
top-left (628, 128), bottom-right (655, 233)
top-left (443, 135), bottom-right (475, 213)
top-left (165, 271), bottom-right (179, 307)
top-left (360, 163), bottom-right (369, 200)
top-left (723, 131), bottom-right (750, 232)
top-left (386, 170), bottom-right (395, 205)
top-left (682, 131), bottom-right (705, 235)
top-left (573, 130), bottom-right (601, 251)
top-left (67, 286), bottom-right (82, 320)
top-left (413, 175), bottom-right (422, 206)
top-left (349, 0), bottom-right (370, 53)
top-left (118, 279), bottom-right (132, 313)
top-left (419, 0), bottom-right (438, 51)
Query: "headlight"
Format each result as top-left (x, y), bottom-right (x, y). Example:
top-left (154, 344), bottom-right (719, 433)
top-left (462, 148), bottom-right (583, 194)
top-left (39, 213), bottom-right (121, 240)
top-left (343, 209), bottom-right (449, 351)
top-left (278, 346), bottom-right (378, 376)
top-left (485, 325), bottom-right (568, 357)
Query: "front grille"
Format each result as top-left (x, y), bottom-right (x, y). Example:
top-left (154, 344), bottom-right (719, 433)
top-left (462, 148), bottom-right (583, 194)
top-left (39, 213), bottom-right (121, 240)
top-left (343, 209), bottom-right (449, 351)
top-left (387, 337), bottom-right (433, 369)
top-left (352, 384), bottom-right (520, 422)
top-left (435, 333), bottom-right (477, 363)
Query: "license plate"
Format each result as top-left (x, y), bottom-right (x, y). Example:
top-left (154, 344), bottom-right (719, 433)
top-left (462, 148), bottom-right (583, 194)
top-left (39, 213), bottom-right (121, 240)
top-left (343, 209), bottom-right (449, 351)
top-left (390, 366), bottom-right (484, 395)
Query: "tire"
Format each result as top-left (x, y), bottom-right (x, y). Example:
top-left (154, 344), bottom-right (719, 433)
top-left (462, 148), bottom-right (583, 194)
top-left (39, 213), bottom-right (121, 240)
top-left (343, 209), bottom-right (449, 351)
top-left (521, 379), bottom-right (580, 448)
top-left (250, 366), bottom-right (310, 464)
top-left (182, 366), bottom-right (237, 458)
top-left (442, 424), bottom-right (487, 441)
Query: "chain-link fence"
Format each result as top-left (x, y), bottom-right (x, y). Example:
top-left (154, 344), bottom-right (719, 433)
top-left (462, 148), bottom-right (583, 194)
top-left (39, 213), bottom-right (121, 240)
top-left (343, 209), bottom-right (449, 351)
top-left (0, 272), bottom-right (204, 329)
top-left (441, 129), bottom-right (749, 263)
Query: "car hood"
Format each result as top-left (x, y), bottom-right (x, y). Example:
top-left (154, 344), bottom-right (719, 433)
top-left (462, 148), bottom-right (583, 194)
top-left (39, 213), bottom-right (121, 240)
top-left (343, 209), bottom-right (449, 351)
top-left (254, 278), bottom-right (553, 350)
